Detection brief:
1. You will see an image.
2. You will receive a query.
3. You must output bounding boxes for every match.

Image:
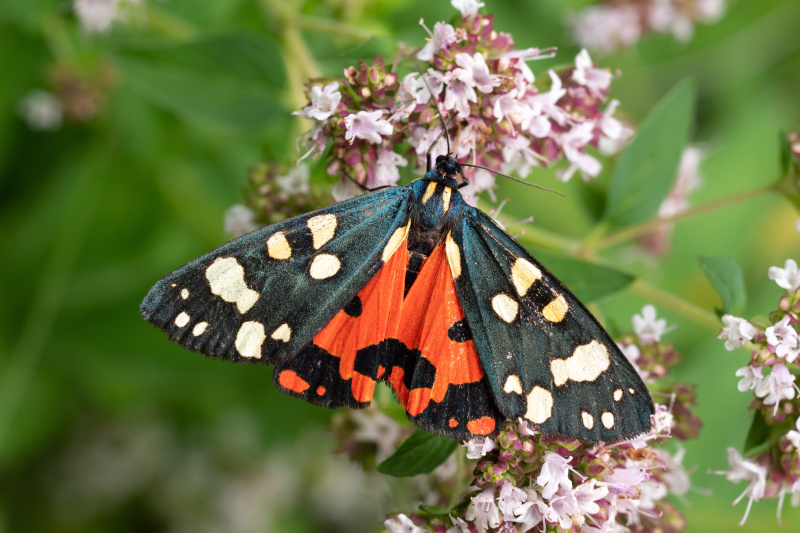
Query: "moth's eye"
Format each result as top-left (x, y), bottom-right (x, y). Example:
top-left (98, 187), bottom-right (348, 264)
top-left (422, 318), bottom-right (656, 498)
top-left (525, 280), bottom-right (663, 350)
top-left (436, 155), bottom-right (446, 164)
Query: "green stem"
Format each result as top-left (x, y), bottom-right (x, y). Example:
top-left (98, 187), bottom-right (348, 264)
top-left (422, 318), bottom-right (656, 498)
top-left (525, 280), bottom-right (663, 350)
top-left (515, 225), bottom-right (579, 256)
top-left (590, 184), bottom-right (778, 251)
top-left (631, 279), bottom-right (721, 331)
top-left (146, 4), bottom-right (198, 40)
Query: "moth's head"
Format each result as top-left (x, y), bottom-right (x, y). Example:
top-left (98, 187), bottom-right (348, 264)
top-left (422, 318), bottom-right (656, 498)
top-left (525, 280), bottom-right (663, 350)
top-left (435, 154), bottom-right (462, 178)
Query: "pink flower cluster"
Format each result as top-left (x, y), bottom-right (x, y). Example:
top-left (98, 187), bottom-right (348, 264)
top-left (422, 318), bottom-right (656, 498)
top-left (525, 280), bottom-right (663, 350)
top-left (295, 0), bottom-right (625, 204)
top-left (571, 0), bottom-right (728, 54)
top-left (381, 306), bottom-right (699, 533)
top-left (715, 259), bottom-right (800, 523)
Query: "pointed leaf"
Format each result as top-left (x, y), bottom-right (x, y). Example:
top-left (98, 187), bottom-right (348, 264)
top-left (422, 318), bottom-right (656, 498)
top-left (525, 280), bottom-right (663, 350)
top-left (532, 251), bottom-right (634, 302)
top-left (699, 256), bottom-right (746, 316)
top-left (605, 80), bottom-right (695, 227)
top-left (377, 430), bottom-right (457, 477)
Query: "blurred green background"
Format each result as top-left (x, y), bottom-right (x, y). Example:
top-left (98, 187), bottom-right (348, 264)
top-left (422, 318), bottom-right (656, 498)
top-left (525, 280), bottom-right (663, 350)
top-left (1, 0), bottom-right (799, 531)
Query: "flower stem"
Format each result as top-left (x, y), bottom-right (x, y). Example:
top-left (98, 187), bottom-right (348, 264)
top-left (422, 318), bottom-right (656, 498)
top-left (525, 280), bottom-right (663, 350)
top-left (631, 279), bottom-right (721, 331)
top-left (589, 184), bottom-right (779, 251)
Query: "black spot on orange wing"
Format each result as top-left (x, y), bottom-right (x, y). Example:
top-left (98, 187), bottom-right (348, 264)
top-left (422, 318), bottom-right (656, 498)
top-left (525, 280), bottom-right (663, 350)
top-left (293, 238), bottom-right (409, 406)
top-left (388, 243), bottom-right (503, 438)
top-left (273, 344), bottom-right (369, 408)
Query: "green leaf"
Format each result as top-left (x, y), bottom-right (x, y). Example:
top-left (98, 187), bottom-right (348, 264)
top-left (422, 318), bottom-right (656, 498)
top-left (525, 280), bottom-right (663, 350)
top-left (698, 256), bottom-right (746, 316)
top-left (604, 79), bottom-right (695, 227)
top-left (743, 410), bottom-right (770, 455)
top-left (114, 33), bottom-right (286, 130)
top-left (418, 505), bottom-right (452, 517)
top-left (377, 430), bottom-right (457, 477)
top-left (532, 251), bottom-right (635, 302)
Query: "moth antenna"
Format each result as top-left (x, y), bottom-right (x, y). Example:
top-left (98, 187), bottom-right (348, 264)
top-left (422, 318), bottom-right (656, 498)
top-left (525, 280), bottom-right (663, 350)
top-left (451, 122), bottom-right (462, 156)
top-left (461, 163), bottom-right (566, 197)
top-left (407, 45), bottom-right (451, 155)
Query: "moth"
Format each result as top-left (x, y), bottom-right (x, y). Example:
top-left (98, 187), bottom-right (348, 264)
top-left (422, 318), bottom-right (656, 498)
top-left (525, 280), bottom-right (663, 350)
top-left (141, 137), bottom-right (655, 442)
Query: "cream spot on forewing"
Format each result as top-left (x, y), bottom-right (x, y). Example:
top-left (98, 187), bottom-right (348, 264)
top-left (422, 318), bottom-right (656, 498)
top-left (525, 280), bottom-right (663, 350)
top-left (582, 412), bottom-right (594, 429)
top-left (309, 254), bottom-right (341, 279)
top-left (382, 222), bottom-right (410, 262)
top-left (511, 258), bottom-right (542, 296)
top-left (550, 340), bottom-right (610, 387)
top-left (421, 181), bottom-right (437, 204)
top-left (524, 386), bottom-right (553, 424)
top-left (235, 321), bottom-right (266, 358)
top-left (503, 375), bottom-right (523, 395)
top-left (542, 295), bottom-right (568, 323)
top-left (602, 412), bottom-right (615, 429)
top-left (181, 288), bottom-right (189, 300)
top-left (614, 389), bottom-right (623, 401)
top-left (629, 388), bottom-right (635, 394)
top-left (271, 323), bottom-right (292, 343)
top-left (174, 312), bottom-right (190, 328)
top-left (206, 257), bottom-right (260, 314)
top-left (170, 283), bottom-right (177, 287)
top-left (192, 322), bottom-right (208, 336)
top-left (445, 232), bottom-right (461, 279)
top-left (267, 232), bottom-right (292, 260)
top-left (492, 293), bottom-right (519, 323)
top-left (307, 214), bottom-right (337, 249)
top-left (442, 187), bottom-right (452, 212)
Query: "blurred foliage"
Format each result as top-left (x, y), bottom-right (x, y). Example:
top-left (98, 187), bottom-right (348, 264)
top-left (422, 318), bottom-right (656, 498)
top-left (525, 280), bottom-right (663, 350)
top-left (1, 0), bottom-right (799, 532)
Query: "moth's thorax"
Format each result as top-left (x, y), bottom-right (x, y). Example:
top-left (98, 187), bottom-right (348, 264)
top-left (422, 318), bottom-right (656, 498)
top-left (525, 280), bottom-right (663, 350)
top-left (413, 179), bottom-right (460, 233)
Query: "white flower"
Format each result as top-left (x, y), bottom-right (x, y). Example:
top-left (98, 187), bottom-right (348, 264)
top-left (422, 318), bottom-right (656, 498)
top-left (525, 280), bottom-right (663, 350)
top-left (351, 410), bottom-right (402, 462)
top-left (384, 513), bottom-right (424, 533)
top-left (571, 5), bottom-right (642, 54)
top-left (599, 99), bottom-right (623, 140)
top-left (718, 315), bottom-right (758, 351)
top-left (451, 0), bottom-right (485, 17)
top-left (525, 70), bottom-right (567, 130)
top-left (294, 81), bottom-right (341, 121)
top-left (497, 481), bottom-right (527, 521)
top-left (224, 204), bottom-right (258, 238)
top-left (492, 89), bottom-right (533, 135)
top-left (754, 363), bottom-right (796, 412)
top-left (442, 71), bottom-right (478, 119)
top-left (604, 466), bottom-right (648, 498)
top-left (572, 49), bottom-right (612, 97)
top-left (500, 135), bottom-right (542, 178)
top-left (768, 259), bottom-right (800, 292)
top-left (499, 47), bottom-right (554, 83)
top-left (16, 90), bottom-right (62, 131)
top-left (720, 447), bottom-right (767, 525)
top-left (372, 148), bottom-right (408, 188)
top-left (417, 21), bottom-right (460, 62)
top-left (652, 404), bottom-right (674, 435)
top-left (548, 487), bottom-right (578, 529)
top-left (735, 365), bottom-right (763, 392)
top-left (464, 436), bottom-right (497, 459)
top-left (558, 121), bottom-right (601, 182)
top-left (465, 488), bottom-right (501, 532)
top-left (74, 0), bottom-right (119, 34)
top-left (331, 177), bottom-right (361, 202)
top-left (455, 53), bottom-right (501, 94)
top-left (536, 451), bottom-right (574, 499)
top-left (785, 417), bottom-right (800, 449)
top-left (343, 110), bottom-right (393, 144)
top-left (657, 446), bottom-right (691, 497)
top-left (765, 315), bottom-right (800, 363)
top-left (573, 479), bottom-right (609, 516)
top-left (446, 515), bottom-right (471, 533)
top-left (617, 342), bottom-right (649, 380)
top-left (515, 487), bottom-right (556, 531)
top-left (632, 304), bottom-right (669, 344)
top-left (275, 164), bottom-right (310, 195)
